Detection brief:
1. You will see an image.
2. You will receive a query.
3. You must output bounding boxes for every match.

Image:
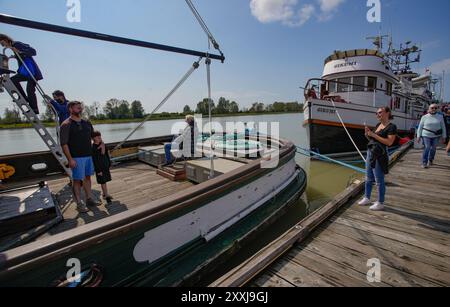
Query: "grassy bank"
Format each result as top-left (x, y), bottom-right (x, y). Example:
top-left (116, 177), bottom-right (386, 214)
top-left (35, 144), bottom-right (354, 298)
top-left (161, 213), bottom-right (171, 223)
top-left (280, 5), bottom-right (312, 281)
top-left (0, 112), bottom-right (303, 130)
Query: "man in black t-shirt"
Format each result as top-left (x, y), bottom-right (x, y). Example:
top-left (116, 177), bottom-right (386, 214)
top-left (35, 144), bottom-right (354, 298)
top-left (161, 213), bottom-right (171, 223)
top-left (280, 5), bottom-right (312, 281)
top-left (60, 101), bottom-right (100, 213)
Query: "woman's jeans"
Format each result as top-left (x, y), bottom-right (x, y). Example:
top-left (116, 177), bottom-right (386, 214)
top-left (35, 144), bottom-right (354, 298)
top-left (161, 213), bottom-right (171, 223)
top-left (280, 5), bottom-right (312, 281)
top-left (422, 137), bottom-right (439, 165)
top-left (365, 150), bottom-right (386, 203)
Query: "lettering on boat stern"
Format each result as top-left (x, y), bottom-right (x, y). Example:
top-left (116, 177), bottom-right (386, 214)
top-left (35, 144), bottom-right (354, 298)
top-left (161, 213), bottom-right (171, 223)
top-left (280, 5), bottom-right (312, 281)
top-left (317, 107), bottom-right (336, 115)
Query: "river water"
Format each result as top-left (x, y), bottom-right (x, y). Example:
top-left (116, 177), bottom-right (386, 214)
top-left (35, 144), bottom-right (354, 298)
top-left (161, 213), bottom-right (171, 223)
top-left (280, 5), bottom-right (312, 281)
top-left (0, 113), bottom-right (362, 282)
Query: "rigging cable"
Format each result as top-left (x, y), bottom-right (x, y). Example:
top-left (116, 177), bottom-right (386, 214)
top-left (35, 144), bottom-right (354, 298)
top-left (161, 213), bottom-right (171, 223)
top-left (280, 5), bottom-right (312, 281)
top-left (113, 57), bottom-right (203, 151)
top-left (185, 0), bottom-right (224, 60)
top-left (329, 99), bottom-right (367, 163)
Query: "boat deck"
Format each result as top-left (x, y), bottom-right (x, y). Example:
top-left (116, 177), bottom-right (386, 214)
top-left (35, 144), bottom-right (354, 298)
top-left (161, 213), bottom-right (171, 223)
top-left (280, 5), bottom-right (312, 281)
top-left (212, 146), bottom-right (450, 287)
top-left (39, 162), bottom-right (194, 238)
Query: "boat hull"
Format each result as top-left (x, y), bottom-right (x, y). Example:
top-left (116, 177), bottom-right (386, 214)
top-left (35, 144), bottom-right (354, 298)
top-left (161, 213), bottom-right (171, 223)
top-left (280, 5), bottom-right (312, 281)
top-left (304, 100), bottom-right (417, 155)
top-left (0, 143), bottom-right (306, 287)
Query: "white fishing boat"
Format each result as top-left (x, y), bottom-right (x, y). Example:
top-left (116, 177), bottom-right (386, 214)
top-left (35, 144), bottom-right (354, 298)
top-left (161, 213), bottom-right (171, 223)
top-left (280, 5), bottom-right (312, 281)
top-left (303, 36), bottom-right (441, 156)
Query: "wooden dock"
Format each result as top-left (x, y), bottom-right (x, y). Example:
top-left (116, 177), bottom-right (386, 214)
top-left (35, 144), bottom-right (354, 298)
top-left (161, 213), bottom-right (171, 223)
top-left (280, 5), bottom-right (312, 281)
top-left (212, 144), bottom-right (450, 287)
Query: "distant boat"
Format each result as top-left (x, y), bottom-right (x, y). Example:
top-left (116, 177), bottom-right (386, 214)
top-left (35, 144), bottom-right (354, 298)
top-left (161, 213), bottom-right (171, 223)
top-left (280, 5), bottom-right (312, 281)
top-left (303, 37), bottom-right (438, 156)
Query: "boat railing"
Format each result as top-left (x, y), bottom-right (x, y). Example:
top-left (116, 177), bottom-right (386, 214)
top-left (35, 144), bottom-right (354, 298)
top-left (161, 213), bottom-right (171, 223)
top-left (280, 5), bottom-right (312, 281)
top-left (303, 78), bottom-right (392, 107)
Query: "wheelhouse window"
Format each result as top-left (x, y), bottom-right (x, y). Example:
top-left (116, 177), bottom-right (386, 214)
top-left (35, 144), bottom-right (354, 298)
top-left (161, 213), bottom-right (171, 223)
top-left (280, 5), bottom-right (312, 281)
top-left (329, 79), bottom-right (338, 93)
top-left (386, 81), bottom-right (393, 96)
top-left (337, 78), bottom-right (351, 92)
top-left (393, 97), bottom-right (401, 110)
top-left (367, 77), bottom-right (377, 92)
top-left (352, 76), bottom-right (366, 92)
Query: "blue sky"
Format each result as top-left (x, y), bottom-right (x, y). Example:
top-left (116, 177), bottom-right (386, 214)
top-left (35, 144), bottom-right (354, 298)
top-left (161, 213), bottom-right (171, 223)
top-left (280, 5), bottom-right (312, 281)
top-left (0, 0), bottom-right (449, 114)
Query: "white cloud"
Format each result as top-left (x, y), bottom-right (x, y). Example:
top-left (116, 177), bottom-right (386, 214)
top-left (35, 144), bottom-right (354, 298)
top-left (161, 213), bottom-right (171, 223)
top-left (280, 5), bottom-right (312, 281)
top-left (298, 4), bottom-right (316, 26)
top-left (317, 0), bottom-right (345, 21)
top-left (250, 0), bottom-right (298, 24)
top-left (250, 0), bottom-right (344, 26)
top-left (428, 59), bottom-right (450, 75)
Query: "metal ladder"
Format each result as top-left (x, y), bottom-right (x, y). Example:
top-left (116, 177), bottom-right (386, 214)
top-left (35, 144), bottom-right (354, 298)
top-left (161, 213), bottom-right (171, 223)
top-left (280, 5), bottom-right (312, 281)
top-left (0, 71), bottom-right (72, 178)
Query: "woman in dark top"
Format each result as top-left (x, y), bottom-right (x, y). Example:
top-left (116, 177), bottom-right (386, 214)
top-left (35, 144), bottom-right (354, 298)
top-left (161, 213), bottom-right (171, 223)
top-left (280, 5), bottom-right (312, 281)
top-left (358, 107), bottom-right (398, 211)
top-left (92, 131), bottom-right (113, 204)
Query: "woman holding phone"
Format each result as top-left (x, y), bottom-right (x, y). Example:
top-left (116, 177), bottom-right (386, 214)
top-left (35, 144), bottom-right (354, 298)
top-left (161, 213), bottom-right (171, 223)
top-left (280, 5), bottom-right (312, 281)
top-left (358, 107), bottom-right (398, 211)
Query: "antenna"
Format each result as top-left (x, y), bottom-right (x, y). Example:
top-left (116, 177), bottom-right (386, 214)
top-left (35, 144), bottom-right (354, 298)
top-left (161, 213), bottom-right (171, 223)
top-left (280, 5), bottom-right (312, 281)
top-left (366, 34), bottom-right (389, 51)
top-left (384, 39), bottom-right (422, 75)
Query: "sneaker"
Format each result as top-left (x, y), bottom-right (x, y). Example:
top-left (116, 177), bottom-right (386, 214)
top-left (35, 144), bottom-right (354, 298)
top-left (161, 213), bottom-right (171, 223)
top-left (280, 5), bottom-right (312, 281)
top-left (370, 202), bottom-right (385, 211)
top-left (422, 164), bottom-right (429, 169)
top-left (76, 202), bottom-right (89, 213)
top-left (358, 198), bottom-right (371, 206)
top-left (428, 161), bottom-right (433, 167)
top-left (103, 195), bottom-right (113, 204)
top-left (86, 198), bottom-right (101, 207)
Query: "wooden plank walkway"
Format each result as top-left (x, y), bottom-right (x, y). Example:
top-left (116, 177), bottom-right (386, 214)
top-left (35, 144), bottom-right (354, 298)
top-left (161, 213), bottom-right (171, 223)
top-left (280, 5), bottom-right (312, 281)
top-left (212, 145), bottom-right (450, 287)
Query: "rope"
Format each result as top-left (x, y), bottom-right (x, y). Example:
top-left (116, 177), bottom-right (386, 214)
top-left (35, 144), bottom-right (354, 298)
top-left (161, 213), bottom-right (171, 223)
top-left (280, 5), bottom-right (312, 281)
top-left (329, 99), bottom-right (367, 163)
top-left (296, 146), bottom-right (366, 174)
top-left (185, 0), bottom-right (223, 57)
top-left (113, 57), bottom-right (203, 151)
top-left (206, 55), bottom-right (215, 179)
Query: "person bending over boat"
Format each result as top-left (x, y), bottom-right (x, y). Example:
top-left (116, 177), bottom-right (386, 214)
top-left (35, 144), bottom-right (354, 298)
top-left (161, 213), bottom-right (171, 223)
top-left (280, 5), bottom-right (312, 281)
top-left (0, 34), bottom-right (43, 114)
top-left (60, 101), bottom-right (100, 213)
top-left (164, 115), bottom-right (198, 165)
top-left (417, 104), bottom-right (447, 168)
top-left (358, 107), bottom-right (398, 212)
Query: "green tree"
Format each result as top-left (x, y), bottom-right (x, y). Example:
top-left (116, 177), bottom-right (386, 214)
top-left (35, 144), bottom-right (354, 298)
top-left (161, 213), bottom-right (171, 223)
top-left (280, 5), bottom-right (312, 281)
top-left (196, 98), bottom-right (215, 115)
top-left (216, 97), bottom-right (230, 114)
top-left (272, 102), bottom-right (287, 112)
top-left (131, 100), bottom-right (145, 118)
top-left (2, 107), bottom-right (22, 124)
top-left (117, 100), bottom-right (131, 119)
top-left (42, 103), bottom-right (56, 122)
top-left (229, 101), bottom-right (239, 113)
top-left (183, 105), bottom-right (193, 114)
top-left (250, 102), bottom-right (265, 113)
top-left (104, 98), bottom-right (121, 119)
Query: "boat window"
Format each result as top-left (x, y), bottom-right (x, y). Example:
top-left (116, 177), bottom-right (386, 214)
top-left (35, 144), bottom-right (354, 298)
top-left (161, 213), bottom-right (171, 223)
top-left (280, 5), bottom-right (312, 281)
top-left (393, 97), bottom-right (401, 110)
top-left (329, 79), bottom-right (338, 92)
top-left (352, 76), bottom-right (365, 92)
top-left (337, 78), bottom-right (351, 92)
top-left (386, 81), bottom-right (393, 96)
top-left (367, 77), bottom-right (377, 92)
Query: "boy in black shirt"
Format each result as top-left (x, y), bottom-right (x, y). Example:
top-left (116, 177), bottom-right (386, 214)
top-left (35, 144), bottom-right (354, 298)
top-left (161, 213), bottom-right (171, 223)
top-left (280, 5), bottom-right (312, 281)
top-left (92, 131), bottom-right (113, 204)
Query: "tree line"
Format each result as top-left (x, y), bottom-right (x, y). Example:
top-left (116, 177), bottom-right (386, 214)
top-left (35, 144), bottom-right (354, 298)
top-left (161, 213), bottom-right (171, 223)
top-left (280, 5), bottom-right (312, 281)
top-left (0, 97), bottom-right (303, 125)
top-left (187, 98), bottom-right (303, 115)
